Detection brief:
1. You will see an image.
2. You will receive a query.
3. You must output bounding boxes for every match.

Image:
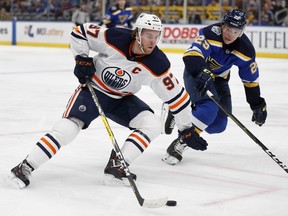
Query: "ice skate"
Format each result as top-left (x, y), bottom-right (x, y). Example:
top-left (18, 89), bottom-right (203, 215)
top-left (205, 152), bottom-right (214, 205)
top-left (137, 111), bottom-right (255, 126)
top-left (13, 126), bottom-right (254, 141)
top-left (9, 159), bottom-right (34, 189)
top-left (103, 150), bottom-right (136, 186)
top-left (162, 138), bottom-right (187, 165)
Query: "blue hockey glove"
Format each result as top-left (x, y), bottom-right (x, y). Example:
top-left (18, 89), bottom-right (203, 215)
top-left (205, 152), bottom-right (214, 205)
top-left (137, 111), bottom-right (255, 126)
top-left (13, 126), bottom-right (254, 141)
top-left (251, 98), bottom-right (267, 126)
top-left (179, 126), bottom-right (208, 151)
top-left (74, 55), bottom-right (95, 84)
top-left (195, 68), bottom-right (215, 97)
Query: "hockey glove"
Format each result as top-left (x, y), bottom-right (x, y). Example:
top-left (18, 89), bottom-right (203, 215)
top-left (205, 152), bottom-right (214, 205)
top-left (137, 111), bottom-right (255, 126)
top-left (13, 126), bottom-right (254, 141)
top-left (195, 68), bottom-right (215, 97)
top-left (251, 98), bottom-right (267, 126)
top-left (179, 126), bottom-right (208, 151)
top-left (74, 55), bottom-right (95, 84)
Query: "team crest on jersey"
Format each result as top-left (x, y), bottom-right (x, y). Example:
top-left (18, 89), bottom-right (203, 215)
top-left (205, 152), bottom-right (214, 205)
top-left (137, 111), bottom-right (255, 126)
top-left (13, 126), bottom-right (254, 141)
top-left (119, 15), bottom-right (129, 24)
top-left (211, 26), bottom-right (221, 36)
top-left (206, 56), bottom-right (222, 70)
top-left (101, 67), bottom-right (131, 90)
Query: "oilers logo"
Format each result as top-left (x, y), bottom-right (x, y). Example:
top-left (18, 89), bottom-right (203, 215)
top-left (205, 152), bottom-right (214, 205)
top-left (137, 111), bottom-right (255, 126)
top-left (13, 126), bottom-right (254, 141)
top-left (102, 67), bottom-right (131, 90)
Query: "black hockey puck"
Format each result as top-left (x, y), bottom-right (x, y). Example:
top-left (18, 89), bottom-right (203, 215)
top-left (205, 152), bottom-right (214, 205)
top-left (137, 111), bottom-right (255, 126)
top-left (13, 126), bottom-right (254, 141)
top-left (166, 200), bottom-right (177, 206)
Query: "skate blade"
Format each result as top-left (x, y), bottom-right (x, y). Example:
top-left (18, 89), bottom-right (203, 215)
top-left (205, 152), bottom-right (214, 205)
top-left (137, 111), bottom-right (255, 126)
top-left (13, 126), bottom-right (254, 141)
top-left (101, 174), bottom-right (131, 187)
top-left (162, 153), bottom-right (180, 165)
top-left (7, 172), bottom-right (27, 189)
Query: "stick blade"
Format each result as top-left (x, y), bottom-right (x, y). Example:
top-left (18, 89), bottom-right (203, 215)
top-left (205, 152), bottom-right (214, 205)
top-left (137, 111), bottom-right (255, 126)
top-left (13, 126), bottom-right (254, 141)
top-left (141, 196), bottom-right (168, 208)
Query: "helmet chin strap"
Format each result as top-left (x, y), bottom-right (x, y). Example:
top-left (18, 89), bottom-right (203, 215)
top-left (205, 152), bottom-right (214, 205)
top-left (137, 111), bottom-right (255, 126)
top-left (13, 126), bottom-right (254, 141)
top-left (136, 28), bottom-right (146, 54)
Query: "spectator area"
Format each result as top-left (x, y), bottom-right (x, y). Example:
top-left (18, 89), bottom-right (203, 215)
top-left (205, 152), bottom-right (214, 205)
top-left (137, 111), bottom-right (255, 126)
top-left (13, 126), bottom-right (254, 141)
top-left (1, 0), bottom-right (287, 26)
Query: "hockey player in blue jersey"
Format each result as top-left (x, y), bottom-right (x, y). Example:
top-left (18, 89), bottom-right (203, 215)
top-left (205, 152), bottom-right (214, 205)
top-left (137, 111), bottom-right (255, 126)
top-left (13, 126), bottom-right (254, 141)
top-left (100, 0), bottom-right (133, 28)
top-left (9, 13), bottom-right (207, 189)
top-left (162, 9), bottom-right (267, 165)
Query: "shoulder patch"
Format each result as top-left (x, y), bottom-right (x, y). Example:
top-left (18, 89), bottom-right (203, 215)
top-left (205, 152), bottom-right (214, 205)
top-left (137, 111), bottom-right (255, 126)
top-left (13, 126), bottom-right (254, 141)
top-left (202, 23), bottom-right (223, 42)
top-left (211, 26), bottom-right (221, 36)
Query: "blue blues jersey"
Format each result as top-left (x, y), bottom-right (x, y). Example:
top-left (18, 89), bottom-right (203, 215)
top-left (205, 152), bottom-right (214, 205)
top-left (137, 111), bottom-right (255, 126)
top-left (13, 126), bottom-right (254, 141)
top-left (183, 23), bottom-right (263, 107)
top-left (184, 23), bottom-right (259, 83)
top-left (104, 3), bottom-right (133, 28)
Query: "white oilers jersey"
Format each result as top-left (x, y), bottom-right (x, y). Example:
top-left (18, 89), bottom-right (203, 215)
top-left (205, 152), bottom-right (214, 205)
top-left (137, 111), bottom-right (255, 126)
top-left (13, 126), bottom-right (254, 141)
top-left (70, 23), bottom-right (193, 131)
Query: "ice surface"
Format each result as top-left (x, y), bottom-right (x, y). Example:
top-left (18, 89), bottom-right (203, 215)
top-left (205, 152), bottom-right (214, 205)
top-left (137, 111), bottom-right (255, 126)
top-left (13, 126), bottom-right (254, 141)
top-left (0, 46), bottom-right (287, 216)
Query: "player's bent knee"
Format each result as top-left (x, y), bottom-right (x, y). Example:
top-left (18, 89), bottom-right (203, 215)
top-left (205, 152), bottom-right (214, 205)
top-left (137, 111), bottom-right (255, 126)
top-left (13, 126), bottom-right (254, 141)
top-left (130, 111), bottom-right (162, 140)
top-left (205, 119), bottom-right (228, 134)
top-left (147, 116), bottom-right (162, 139)
top-left (205, 125), bottom-right (227, 134)
top-left (50, 117), bottom-right (83, 146)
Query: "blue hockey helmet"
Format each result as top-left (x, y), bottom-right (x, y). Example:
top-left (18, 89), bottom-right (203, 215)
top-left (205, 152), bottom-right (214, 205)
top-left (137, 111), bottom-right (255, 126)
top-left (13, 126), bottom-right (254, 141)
top-left (223, 9), bottom-right (247, 29)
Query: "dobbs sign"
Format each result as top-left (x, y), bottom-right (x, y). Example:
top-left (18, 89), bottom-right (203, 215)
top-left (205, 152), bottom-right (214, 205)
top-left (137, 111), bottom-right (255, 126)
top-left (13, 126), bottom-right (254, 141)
top-left (162, 25), bottom-right (203, 44)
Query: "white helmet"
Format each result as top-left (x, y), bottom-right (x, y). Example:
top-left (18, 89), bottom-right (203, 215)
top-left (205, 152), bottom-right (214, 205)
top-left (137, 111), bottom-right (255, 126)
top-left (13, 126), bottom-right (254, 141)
top-left (134, 13), bottom-right (163, 32)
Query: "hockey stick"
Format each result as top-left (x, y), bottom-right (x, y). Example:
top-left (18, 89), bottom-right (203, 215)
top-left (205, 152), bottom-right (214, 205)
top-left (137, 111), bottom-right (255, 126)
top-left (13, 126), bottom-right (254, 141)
top-left (206, 90), bottom-right (288, 174)
top-left (86, 79), bottom-right (168, 208)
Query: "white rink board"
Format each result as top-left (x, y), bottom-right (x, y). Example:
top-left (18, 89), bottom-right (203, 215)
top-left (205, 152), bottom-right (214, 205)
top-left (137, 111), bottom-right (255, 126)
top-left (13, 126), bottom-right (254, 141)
top-left (0, 21), bottom-right (288, 57)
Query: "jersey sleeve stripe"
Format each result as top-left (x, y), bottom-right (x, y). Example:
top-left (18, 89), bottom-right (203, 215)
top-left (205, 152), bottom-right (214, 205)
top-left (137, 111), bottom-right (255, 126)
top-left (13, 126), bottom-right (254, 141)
top-left (243, 82), bottom-right (259, 87)
top-left (207, 39), bottom-right (222, 47)
top-left (71, 31), bottom-right (87, 41)
top-left (165, 87), bottom-right (185, 104)
top-left (172, 99), bottom-right (191, 115)
top-left (74, 26), bottom-right (81, 34)
top-left (165, 88), bottom-right (191, 114)
top-left (112, 10), bottom-right (121, 15)
top-left (169, 91), bottom-right (189, 110)
top-left (79, 24), bottom-right (86, 38)
top-left (231, 50), bottom-right (251, 61)
top-left (183, 50), bottom-right (204, 58)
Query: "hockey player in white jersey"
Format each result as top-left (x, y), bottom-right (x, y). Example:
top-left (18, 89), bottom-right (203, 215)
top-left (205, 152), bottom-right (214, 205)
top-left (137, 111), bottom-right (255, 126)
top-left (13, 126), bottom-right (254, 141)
top-left (10, 13), bottom-right (207, 188)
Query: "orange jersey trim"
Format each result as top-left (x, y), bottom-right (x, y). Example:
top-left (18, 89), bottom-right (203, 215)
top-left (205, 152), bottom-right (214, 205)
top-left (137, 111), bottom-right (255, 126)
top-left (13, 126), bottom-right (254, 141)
top-left (169, 91), bottom-right (189, 110)
top-left (63, 85), bottom-right (82, 117)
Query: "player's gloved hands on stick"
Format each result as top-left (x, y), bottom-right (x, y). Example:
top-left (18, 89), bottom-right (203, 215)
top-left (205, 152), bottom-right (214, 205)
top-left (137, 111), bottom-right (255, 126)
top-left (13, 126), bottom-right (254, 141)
top-left (195, 68), bottom-right (215, 97)
top-left (251, 97), bottom-right (267, 126)
top-left (74, 55), bottom-right (95, 84)
top-left (179, 126), bottom-right (208, 151)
